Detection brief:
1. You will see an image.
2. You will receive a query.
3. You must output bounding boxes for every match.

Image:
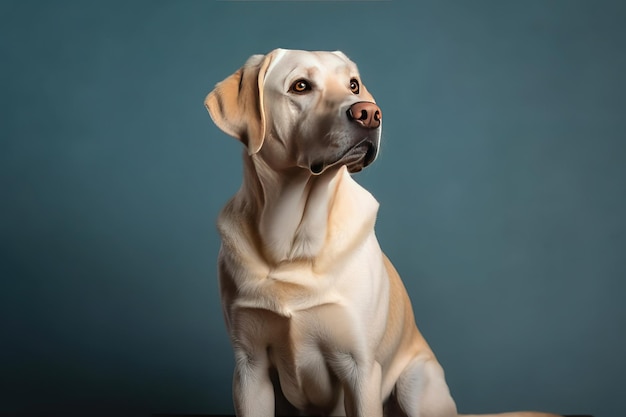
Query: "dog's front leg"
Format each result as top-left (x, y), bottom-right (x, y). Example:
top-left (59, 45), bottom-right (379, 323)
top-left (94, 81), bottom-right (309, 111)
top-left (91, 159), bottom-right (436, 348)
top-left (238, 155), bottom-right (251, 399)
top-left (342, 359), bottom-right (384, 417)
top-left (232, 347), bottom-right (274, 417)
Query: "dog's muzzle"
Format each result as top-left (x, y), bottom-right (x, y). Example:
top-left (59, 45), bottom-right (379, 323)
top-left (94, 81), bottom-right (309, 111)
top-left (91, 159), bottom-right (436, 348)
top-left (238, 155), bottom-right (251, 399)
top-left (310, 136), bottom-right (380, 175)
top-left (344, 101), bottom-right (381, 173)
top-left (309, 101), bottom-right (382, 175)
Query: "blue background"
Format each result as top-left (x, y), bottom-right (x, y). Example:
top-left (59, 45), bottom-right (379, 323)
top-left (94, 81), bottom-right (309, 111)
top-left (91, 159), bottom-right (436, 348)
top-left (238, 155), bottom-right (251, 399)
top-left (1, 1), bottom-right (625, 416)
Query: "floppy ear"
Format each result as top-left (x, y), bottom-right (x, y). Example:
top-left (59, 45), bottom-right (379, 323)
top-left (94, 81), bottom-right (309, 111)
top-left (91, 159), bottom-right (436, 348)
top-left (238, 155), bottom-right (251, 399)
top-left (331, 50), bottom-right (350, 61)
top-left (205, 52), bottom-right (277, 155)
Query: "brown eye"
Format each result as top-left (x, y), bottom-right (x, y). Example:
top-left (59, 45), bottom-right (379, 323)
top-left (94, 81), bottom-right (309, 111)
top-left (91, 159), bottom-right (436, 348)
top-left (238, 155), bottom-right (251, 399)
top-left (291, 79), bottom-right (312, 93)
top-left (349, 79), bottom-right (360, 94)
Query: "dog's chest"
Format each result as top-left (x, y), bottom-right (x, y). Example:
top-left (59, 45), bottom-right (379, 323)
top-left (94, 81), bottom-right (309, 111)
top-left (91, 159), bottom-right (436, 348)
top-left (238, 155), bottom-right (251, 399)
top-left (262, 303), bottom-right (357, 412)
top-left (229, 259), bottom-right (345, 317)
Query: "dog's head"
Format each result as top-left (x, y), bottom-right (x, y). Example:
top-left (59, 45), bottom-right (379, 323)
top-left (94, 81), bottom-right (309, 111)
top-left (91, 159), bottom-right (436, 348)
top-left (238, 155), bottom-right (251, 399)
top-left (206, 48), bottom-right (382, 175)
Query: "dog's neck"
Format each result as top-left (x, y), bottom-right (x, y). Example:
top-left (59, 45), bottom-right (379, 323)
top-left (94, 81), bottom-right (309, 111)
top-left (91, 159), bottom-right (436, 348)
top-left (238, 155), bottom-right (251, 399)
top-left (227, 153), bottom-right (380, 266)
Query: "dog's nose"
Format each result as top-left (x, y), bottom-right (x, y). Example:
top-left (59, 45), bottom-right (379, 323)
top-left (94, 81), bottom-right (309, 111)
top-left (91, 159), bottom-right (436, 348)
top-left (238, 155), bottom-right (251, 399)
top-left (347, 101), bottom-right (382, 129)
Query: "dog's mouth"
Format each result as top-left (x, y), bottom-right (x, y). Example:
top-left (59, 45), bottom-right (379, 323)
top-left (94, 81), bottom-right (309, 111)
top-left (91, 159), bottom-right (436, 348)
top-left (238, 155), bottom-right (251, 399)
top-left (310, 139), bottom-right (378, 175)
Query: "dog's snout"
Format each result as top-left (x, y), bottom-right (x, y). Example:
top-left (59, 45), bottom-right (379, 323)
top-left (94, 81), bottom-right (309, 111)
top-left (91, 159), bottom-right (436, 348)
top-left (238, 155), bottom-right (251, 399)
top-left (347, 102), bottom-right (382, 129)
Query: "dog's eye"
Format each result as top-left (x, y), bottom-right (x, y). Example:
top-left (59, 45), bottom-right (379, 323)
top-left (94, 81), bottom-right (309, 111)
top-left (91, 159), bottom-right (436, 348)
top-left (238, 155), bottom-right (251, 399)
top-left (290, 79), bottom-right (312, 94)
top-left (350, 79), bottom-right (360, 94)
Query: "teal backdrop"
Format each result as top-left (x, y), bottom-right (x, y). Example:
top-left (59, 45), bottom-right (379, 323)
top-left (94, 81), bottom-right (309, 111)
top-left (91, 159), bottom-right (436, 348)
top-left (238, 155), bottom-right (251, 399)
top-left (1, 1), bottom-right (625, 416)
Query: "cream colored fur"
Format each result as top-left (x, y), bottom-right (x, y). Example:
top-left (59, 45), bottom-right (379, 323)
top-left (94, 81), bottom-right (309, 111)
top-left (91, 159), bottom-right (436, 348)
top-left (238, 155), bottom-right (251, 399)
top-left (205, 48), bottom-right (561, 417)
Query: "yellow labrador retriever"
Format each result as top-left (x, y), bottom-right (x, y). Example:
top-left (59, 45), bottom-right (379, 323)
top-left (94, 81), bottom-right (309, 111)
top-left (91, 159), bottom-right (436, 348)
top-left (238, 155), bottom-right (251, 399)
top-left (205, 49), bottom-right (561, 417)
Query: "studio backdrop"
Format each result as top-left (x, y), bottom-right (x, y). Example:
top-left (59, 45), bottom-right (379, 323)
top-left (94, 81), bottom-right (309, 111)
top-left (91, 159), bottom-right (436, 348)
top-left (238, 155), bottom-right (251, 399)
top-left (1, 1), bottom-right (624, 416)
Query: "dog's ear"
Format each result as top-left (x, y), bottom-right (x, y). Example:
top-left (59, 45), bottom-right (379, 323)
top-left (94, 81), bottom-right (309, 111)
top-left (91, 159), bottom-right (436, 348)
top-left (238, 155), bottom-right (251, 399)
top-left (331, 50), bottom-right (350, 61)
top-left (205, 52), bottom-right (277, 155)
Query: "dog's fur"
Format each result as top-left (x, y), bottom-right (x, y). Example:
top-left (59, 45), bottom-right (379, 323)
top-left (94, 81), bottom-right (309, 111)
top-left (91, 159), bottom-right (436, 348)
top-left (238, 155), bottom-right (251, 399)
top-left (205, 48), bottom-right (561, 417)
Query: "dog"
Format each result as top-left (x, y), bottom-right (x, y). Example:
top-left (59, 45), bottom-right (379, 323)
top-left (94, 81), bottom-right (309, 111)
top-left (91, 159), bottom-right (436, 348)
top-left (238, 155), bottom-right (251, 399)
top-left (205, 48), bottom-right (562, 417)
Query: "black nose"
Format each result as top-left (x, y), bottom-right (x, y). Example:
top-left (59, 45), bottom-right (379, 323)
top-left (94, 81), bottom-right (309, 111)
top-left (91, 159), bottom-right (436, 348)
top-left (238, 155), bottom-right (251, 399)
top-left (347, 101), bottom-right (382, 129)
